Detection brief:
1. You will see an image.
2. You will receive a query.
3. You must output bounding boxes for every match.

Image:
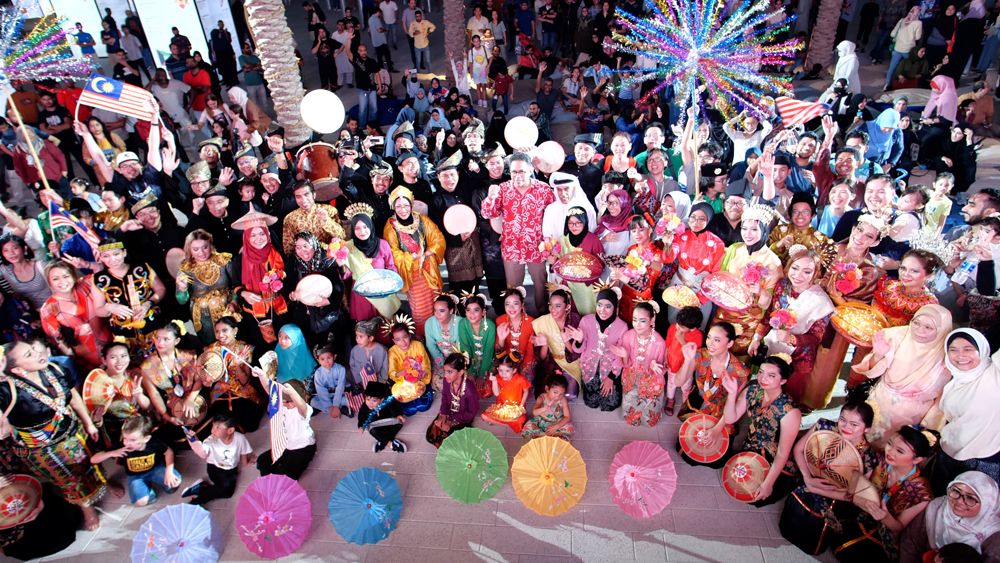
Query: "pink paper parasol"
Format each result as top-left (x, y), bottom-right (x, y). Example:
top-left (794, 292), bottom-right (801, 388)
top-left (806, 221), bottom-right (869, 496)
top-left (608, 441), bottom-right (677, 518)
top-left (235, 474), bottom-right (312, 559)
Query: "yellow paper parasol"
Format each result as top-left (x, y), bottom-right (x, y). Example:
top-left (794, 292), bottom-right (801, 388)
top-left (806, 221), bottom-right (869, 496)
top-left (511, 437), bottom-right (587, 516)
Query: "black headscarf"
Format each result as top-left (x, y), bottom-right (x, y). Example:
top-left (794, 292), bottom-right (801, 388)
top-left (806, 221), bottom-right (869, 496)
top-left (350, 213), bottom-right (382, 258)
top-left (689, 202), bottom-right (714, 233)
top-left (294, 231), bottom-right (334, 273)
top-left (441, 130), bottom-right (462, 158)
top-left (595, 288), bottom-right (620, 332)
top-left (741, 219), bottom-right (771, 254)
top-left (484, 111), bottom-right (511, 153)
top-left (564, 206), bottom-right (589, 248)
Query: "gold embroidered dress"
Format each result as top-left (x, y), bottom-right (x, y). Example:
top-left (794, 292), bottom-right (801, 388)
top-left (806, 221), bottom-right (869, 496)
top-left (177, 253), bottom-right (236, 344)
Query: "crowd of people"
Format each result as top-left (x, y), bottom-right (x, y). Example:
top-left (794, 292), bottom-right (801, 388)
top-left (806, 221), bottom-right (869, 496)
top-left (3, 0), bottom-right (1000, 561)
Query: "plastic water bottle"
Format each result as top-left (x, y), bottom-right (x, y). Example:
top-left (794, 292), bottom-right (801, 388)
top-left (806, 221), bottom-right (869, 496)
top-left (952, 257), bottom-right (979, 285)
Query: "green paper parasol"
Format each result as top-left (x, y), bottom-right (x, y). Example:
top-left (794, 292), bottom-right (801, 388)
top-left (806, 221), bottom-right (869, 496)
top-left (435, 427), bottom-right (509, 504)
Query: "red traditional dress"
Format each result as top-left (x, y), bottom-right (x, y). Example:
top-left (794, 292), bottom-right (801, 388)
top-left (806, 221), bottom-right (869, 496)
top-left (663, 228), bottom-right (725, 306)
top-left (479, 179), bottom-right (556, 264)
top-left (872, 276), bottom-right (939, 328)
top-left (40, 279), bottom-right (112, 371)
top-left (495, 313), bottom-right (536, 380)
top-left (604, 241), bottom-right (666, 324)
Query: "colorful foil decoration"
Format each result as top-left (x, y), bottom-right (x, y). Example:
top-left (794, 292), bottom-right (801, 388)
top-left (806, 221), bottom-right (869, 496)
top-left (0, 6), bottom-right (95, 85)
top-left (610, 0), bottom-right (800, 123)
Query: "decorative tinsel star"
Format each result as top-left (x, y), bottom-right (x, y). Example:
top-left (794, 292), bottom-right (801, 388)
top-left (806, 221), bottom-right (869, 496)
top-left (0, 5), bottom-right (95, 85)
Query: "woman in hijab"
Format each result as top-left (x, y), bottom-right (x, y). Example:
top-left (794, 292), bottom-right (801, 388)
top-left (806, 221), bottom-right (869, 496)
top-left (551, 206), bottom-right (606, 315)
top-left (384, 186), bottom-right (445, 338)
top-left (885, 8), bottom-right (923, 91)
top-left (714, 203), bottom-right (784, 355)
top-left (438, 130), bottom-right (464, 160)
top-left (833, 41), bottom-right (861, 93)
top-left (275, 324), bottom-right (317, 384)
top-left (853, 304), bottom-right (953, 448)
top-left (920, 75), bottom-right (959, 155)
top-left (424, 108), bottom-right (450, 135)
top-left (231, 211), bottom-right (288, 349)
top-left (863, 109), bottom-right (904, 167)
top-left (595, 188), bottom-right (634, 258)
top-left (542, 172), bottom-right (598, 241)
top-left (901, 471), bottom-right (1000, 562)
top-left (385, 107), bottom-right (416, 158)
top-left (942, 0), bottom-right (987, 82)
top-left (336, 204), bottom-right (400, 322)
top-left (226, 86), bottom-right (271, 138)
top-left (572, 286), bottom-right (627, 411)
top-left (412, 88), bottom-right (431, 124)
top-left (925, 3), bottom-right (958, 66)
top-left (935, 124), bottom-right (978, 193)
top-left (663, 202), bottom-right (725, 330)
top-left (483, 111), bottom-right (511, 154)
top-left (934, 328), bottom-right (1000, 492)
top-left (894, 46), bottom-right (930, 89)
top-left (286, 231), bottom-right (346, 347)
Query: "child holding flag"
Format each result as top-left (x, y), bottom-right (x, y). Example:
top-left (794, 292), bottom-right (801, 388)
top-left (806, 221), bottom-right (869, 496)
top-left (252, 368), bottom-right (316, 480)
top-left (181, 411), bottom-right (255, 505)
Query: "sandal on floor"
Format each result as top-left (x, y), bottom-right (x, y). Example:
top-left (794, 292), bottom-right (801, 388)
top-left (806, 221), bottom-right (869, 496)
top-left (664, 398), bottom-right (675, 416)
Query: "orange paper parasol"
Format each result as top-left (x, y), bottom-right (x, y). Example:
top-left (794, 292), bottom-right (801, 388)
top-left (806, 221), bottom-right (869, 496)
top-left (511, 437), bottom-right (587, 516)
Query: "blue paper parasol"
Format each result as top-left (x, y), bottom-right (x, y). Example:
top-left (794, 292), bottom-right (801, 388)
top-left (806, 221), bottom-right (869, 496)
top-left (328, 467), bottom-right (403, 545)
top-left (130, 504), bottom-right (221, 563)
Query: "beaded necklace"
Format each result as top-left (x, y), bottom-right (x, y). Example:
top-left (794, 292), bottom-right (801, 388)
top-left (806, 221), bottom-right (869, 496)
top-left (12, 368), bottom-right (72, 418)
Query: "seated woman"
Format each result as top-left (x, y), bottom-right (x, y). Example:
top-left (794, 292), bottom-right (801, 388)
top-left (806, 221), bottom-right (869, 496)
top-left (426, 353), bottom-right (480, 448)
top-left (204, 317), bottom-right (265, 432)
top-left (275, 324), bottom-right (316, 385)
top-left (780, 401), bottom-right (879, 556)
top-left (750, 248), bottom-right (835, 409)
top-left (832, 426), bottom-right (935, 563)
top-left (175, 230), bottom-right (234, 346)
top-left (934, 329), bottom-right (1000, 492)
top-left (933, 124), bottom-right (978, 194)
top-left (572, 287), bottom-right (627, 412)
top-left (900, 471), bottom-right (1000, 563)
top-left (425, 293), bottom-right (462, 391)
top-left (532, 286), bottom-right (582, 399)
top-left (40, 260), bottom-right (113, 372)
top-left (675, 322), bottom-right (750, 443)
top-left (458, 293), bottom-right (496, 398)
top-left (285, 231), bottom-right (346, 348)
top-left (0, 479), bottom-right (83, 561)
top-left (615, 300), bottom-right (668, 427)
top-left (719, 355), bottom-right (802, 506)
top-left (93, 340), bottom-right (151, 447)
top-left (140, 321), bottom-right (208, 447)
top-left (495, 287), bottom-right (536, 382)
top-left (853, 304), bottom-right (952, 449)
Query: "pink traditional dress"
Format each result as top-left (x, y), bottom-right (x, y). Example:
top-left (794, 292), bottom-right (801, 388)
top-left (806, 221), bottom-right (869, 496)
top-left (343, 238), bottom-right (400, 320)
top-left (574, 313), bottom-right (628, 411)
top-left (40, 279), bottom-right (112, 372)
top-left (619, 329), bottom-right (667, 427)
top-left (715, 243), bottom-right (784, 354)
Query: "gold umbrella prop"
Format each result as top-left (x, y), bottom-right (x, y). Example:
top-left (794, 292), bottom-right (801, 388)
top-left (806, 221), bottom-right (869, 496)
top-left (510, 437), bottom-right (587, 516)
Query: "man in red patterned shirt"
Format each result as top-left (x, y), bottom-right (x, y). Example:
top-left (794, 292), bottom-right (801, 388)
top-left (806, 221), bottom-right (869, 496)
top-left (480, 152), bottom-right (555, 315)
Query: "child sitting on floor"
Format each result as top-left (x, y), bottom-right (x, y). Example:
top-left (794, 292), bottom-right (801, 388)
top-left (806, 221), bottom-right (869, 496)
top-left (481, 351), bottom-right (531, 433)
top-left (357, 381), bottom-right (407, 453)
top-left (91, 415), bottom-right (182, 507)
top-left (521, 372), bottom-right (575, 441)
top-left (663, 306), bottom-right (704, 416)
top-left (387, 315), bottom-right (432, 386)
top-left (310, 343), bottom-right (354, 420)
top-left (350, 318), bottom-right (390, 384)
top-left (252, 372), bottom-right (316, 480)
top-left (181, 411), bottom-right (255, 505)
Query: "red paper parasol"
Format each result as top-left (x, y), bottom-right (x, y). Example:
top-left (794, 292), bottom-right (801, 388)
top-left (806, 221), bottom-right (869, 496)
top-left (608, 441), bottom-right (677, 518)
top-left (235, 474), bottom-right (312, 559)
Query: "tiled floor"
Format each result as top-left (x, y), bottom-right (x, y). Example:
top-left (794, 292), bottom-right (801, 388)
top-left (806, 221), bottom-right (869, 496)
top-left (13, 394), bottom-right (840, 563)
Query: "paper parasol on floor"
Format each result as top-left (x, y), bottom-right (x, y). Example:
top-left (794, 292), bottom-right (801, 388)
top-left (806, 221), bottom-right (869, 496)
top-left (608, 441), bottom-right (677, 518)
top-left (130, 504), bottom-right (221, 563)
top-left (435, 427), bottom-right (509, 504)
top-left (511, 436), bottom-right (587, 516)
top-left (328, 467), bottom-right (403, 545)
top-left (235, 474), bottom-right (312, 559)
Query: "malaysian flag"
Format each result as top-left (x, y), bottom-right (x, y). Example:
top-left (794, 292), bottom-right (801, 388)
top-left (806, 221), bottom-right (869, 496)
top-left (49, 202), bottom-right (100, 255)
top-left (267, 379), bottom-right (287, 463)
top-left (346, 360), bottom-right (379, 413)
top-left (774, 97), bottom-right (829, 128)
top-left (78, 74), bottom-right (156, 121)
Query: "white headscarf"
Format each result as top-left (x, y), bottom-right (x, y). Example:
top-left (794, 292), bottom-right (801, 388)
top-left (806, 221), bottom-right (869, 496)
top-left (833, 41), bottom-right (861, 93)
top-left (666, 191), bottom-right (691, 221)
top-left (543, 172), bottom-right (597, 240)
top-left (228, 86), bottom-right (249, 112)
top-left (926, 471), bottom-right (1000, 552)
top-left (940, 328), bottom-right (1000, 460)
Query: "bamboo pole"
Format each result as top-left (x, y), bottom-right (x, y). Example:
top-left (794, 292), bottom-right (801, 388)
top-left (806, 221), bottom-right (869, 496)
top-left (5, 84), bottom-right (56, 242)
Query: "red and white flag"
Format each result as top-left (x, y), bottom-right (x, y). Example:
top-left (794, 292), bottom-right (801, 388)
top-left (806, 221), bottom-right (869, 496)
top-left (775, 96), bottom-right (829, 128)
top-left (78, 73), bottom-right (156, 121)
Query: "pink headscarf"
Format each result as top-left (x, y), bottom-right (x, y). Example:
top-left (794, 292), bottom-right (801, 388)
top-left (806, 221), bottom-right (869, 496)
top-left (924, 76), bottom-right (958, 124)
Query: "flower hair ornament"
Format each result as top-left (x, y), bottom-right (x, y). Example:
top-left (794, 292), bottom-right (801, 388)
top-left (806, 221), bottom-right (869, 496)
top-left (921, 430), bottom-right (938, 447)
top-left (460, 290), bottom-right (489, 306)
top-left (502, 286), bottom-right (527, 300)
top-left (170, 319), bottom-right (187, 336)
top-left (591, 280), bottom-right (622, 300)
top-left (770, 352), bottom-right (793, 365)
top-left (545, 282), bottom-right (572, 296)
top-left (435, 290), bottom-right (461, 305)
top-left (787, 244), bottom-right (808, 257)
top-left (857, 213), bottom-right (891, 237)
top-left (382, 313), bottom-right (417, 336)
top-left (566, 207), bottom-right (587, 217)
top-left (112, 334), bottom-right (129, 345)
top-left (345, 202), bottom-right (374, 220)
top-left (634, 298), bottom-right (660, 314)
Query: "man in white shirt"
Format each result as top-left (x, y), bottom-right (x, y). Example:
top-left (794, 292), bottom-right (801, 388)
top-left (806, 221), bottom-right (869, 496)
top-left (118, 25), bottom-right (150, 83)
top-left (466, 5), bottom-right (489, 46)
top-left (379, 0), bottom-right (398, 49)
top-left (149, 68), bottom-right (195, 154)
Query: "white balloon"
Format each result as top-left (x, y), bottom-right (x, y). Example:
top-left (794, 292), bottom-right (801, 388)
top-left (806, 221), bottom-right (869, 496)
top-left (300, 89), bottom-right (346, 134)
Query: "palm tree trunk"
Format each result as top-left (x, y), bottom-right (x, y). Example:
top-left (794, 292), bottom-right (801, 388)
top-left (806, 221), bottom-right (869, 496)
top-left (805, 0), bottom-right (841, 71)
top-left (245, 0), bottom-right (312, 147)
top-left (443, 0), bottom-right (466, 73)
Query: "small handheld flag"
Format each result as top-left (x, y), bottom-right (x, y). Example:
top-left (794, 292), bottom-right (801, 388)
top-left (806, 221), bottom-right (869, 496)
top-left (267, 379), bottom-right (287, 462)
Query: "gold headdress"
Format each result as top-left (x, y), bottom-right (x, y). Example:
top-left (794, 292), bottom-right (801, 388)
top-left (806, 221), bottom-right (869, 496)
top-left (908, 227), bottom-right (956, 265)
top-left (97, 240), bottom-right (124, 253)
top-left (857, 213), bottom-right (891, 237)
top-left (634, 298), bottom-right (660, 314)
top-left (345, 202), bottom-right (374, 220)
top-left (170, 319), bottom-right (187, 336)
top-left (435, 290), bottom-right (461, 305)
top-left (503, 286), bottom-right (527, 300)
top-left (389, 186), bottom-right (414, 206)
top-left (382, 313), bottom-right (416, 336)
top-left (545, 282), bottom-right (572, 297)
top-left (112, 335), bottom-right (128, 345)
top-left (591, 280), bottom-right (622, 300)
top-left (770, 352), bottom-right (793, 365)
top-left (740, 200), bottom-right (777, 226)
top-left (921, 430), bottom-right (938, 447)
top-left (460, 290), bottom-right (489, 306)
top-left (446, 342), bottom-right (471, 363)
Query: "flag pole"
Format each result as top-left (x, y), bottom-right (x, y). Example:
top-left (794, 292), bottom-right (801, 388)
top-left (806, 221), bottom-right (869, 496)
top-left (4, 84), bottom-right (57, 243)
